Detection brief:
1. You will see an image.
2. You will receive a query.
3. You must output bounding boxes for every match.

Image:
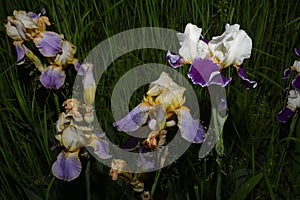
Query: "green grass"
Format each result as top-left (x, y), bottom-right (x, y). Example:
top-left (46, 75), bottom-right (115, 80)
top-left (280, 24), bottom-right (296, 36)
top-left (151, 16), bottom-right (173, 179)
top-left (0, 0), bottom-right (300, 199)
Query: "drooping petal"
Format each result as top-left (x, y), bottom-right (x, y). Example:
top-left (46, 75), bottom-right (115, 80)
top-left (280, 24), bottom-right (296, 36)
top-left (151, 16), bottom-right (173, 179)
top-left (174, 108), bottom-right (206, 143)
top-left (51, 150), bottom-right (82, 182)
top-left (14, 41), bottom-right (26, 64)
top-left (237, 66), bottom-right (257, 89)
top-left (87, 137), bottom-right (112, 159)
top-left (33, 31), bottom-right (62, 57)
top-left (166, 51), bottom-right (184, 68)
top-left (276, 107), bottom-right (294, 123)
top-left (295, 48), bottom-right (300, 56)
top-left (13, 10), bottom-right (38, 29)
top-left (177, 23), bottom-right (203, 62)
top-left (54, 41), bottom-right (76, 66)
top-left (113, 104), bottom-right (152, 132)
top-left (72, 59), bottom-right (83, 75)
top-left (5, 17), bottom-right (29, 40)
top-left (188, 57), bottom-right (231, 87)
top-left (292, 74), bottom-right (300, 90)
top-left (40, 65), bottom-right (66, 89)
top-left (283, 68), bottom-right (292, 79)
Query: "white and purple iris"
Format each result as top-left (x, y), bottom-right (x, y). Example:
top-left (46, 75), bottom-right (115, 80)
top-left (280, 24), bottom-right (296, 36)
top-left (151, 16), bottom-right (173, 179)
top-left (276, 48), bottom-right (300, 123)
top-left (5, 10), bottom-right (82, 89)
top-left (113, 72), bottom-right (206, 144)
top-left (167, 23), bottom-right (257, 88)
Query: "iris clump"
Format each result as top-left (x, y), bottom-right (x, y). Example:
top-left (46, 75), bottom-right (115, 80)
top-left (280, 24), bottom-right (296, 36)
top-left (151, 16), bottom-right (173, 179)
top-left (4, 9), bottom-right (82, 89)
top-left (276, 48), bottom-right (300, 123)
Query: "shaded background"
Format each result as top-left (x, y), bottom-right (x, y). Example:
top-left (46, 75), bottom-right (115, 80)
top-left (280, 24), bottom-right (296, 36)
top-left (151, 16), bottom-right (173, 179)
top-left (0, 0), bottom-right (299, 199)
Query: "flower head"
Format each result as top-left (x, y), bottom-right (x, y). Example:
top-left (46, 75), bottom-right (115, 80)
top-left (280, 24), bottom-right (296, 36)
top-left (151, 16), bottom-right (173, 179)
top-left (276, 89), bottom-right (300, 123)
top-left (167, 23), bottom-right (256, 89)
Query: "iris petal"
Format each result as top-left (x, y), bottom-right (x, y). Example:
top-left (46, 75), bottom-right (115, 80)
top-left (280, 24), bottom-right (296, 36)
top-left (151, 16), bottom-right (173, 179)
top-left (175, 108), bottom-right (205, 143)
top-left (113, 104), bottom-right (152, 132)
top-left (40, 65), bottom-right (66, 89)
top-left (292, 74), bottom-right (300, 90)
top-left (237, 66), bottom-right (257, 89)
top-left (51, 151), bottom-right (82, 182)
top-left (283, 68), bottom-right (292, 79)
top-left (188, 57), bottom-right (231, 87)
top-left (87, 138), bottom-right (112, 159)
top-left (14, 41), bottom-right (26, 64)
top-left (34, 31), bottom-right (62, 57)
top-left (166, 51), bottom-right (184, 68)
top-left (276, 107), bottom-right (294, 123)
top-left (295, 48), bottom-right (300, 56)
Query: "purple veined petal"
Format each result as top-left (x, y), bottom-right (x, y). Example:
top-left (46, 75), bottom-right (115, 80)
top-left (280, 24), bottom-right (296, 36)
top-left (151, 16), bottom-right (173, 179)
top-left (87, 138), bottom-right (112, 159)
top-left (51, 150), bottom-right (82, 182)
top-left (276, 107), bottom-right (295, 123)
top-left (237, 66), bottom-right (257, 89)
top-left (113, 104), bottom-right (152, 132)
top-left (33, 31), bottom-right (62, 57)
top-left (175, 108), bottom-right (206, 143)
top-left (40, 65), bottom-right (66, 89)
top-left (295, 48), bottom-right (300, 56)
top-left (292, 74), bottom-right (300, 90)
top-left (283, 68), bottom-right (292, 79)
top-left (188, 57), bottom-right (231, 87)
top-left (166, 50), bottom-right (184, 68)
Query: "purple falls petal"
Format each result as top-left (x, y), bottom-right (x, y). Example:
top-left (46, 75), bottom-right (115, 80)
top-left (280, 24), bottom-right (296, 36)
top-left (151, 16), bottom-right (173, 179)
top-left (34, 31), bottom-right (62, 57)
top-left (276, 107), bottom-right (294, 123)
top-left (292, 74), bottom-right (300, 90)
top-left (40, 65), bottom-right (66, 89)
top-left (137, 148), bottom-right (155, 171)
top-left (295, 48), bottom-right (300, 56)
top-left (175, 109), bottom-right (206, 143)
top-left (237, 66), bottom-right (257, 89)
top-left (14, 41), bottom-right (26, 64)
top-left (51, 151), bottom-right (82, 182)
top-left (166, 50), bottom-right (184, 68)
top-left (72, 59), bottom-right (83, 75)
top-left (283, 68), bottom-right (292, 79)
top-left (88, 139), bottom-right (112, 159)
top-left (113, 104), bottom-right (152, 132)
top-left (188, 57), bottom-right (231, 87)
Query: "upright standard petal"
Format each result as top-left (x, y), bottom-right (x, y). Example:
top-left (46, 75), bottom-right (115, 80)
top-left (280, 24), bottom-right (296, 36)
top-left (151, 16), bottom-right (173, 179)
top-left (177, 23), bottom-right (203, 62)
top-left (113, 104), bottom-right (152, 132)
top-left (13, 10), bottom-right (38, 29)
top-left (188, 57), bottom-right (231, 87)
top-left (175, 108), bottom-right (205, 143)
top-left (5, 17), bottom-right (29, 40)
top-left (40, 65), bottom-right (66, 89)
top-left (34, 31), bottom-right (62, 57)
top-left (51, 150), bottom-right (82, 182)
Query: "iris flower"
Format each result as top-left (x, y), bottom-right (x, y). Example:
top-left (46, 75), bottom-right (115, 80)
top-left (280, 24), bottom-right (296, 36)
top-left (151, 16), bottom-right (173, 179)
top-left (5, 9), bottom-right (82, 89)
top-left (276, 90), bottom-right (300, 123)
top-left (167, 23), bottom-right (257, 88)
top-left (282, 48), bottom-right (300, 90)
top-left (113, 71), bottom-right (205, 144)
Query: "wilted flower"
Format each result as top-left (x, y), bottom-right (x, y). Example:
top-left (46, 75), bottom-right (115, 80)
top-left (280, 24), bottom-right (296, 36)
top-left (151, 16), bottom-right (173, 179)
top-left (4, 9), bottom-right (82, 89)
top-left (167, 23), bottom-right (257, 89)
top-left (109, 159), bottom-right (131, 181)
top-left (113, 71), bottom-right (205, 144)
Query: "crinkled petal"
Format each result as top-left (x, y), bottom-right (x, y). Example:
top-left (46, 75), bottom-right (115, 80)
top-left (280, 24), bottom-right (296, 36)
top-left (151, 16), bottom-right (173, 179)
top-left (175, 108), bottom-right (205, 143)
top-left (166, 51), bottom-right (184, 68)
top-left (292, 74), bottom-right (300, 90)
top-left (283, 68), bottom-right (292, 79)
top-left (188, 57), bottom-right (231, 87)
top-left (276, 107), bottom-right (294, 123)
top-left (40, 65), bottom-right (66, 89)
top-left (295, 48), bottom-right (300, 56)
top-left (237, 66), bottom-right (257, 89)
top-left (51, 151), bottom-right (82, 182)
top-left (113, 104), bottom-right (152, 132)
top-left (5, 18), bottom-right (29, 40)
top-left (87, 138), bottom-right (112, 159)
top-left (34, 31), bottom-right (62, 57)
top-left (13, 10), bottom-right (38, 29)
top-left (54, 41), bottom-right (76, 65)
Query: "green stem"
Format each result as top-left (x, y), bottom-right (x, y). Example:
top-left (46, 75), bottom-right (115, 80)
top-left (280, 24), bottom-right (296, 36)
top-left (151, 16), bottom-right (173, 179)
top-left (150, 169), bottom-right (161, 198)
